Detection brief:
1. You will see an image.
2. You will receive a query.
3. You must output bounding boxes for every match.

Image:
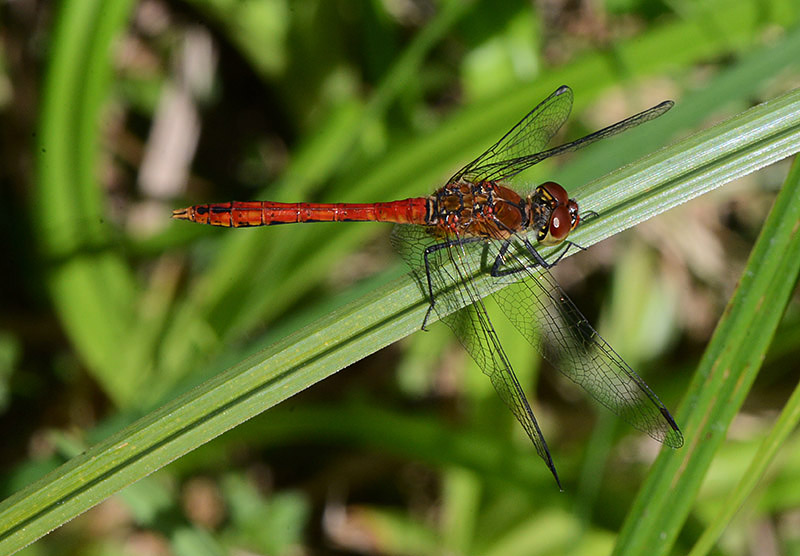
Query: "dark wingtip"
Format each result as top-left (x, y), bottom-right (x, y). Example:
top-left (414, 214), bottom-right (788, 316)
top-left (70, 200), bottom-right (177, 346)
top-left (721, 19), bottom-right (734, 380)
top-left (660, 407), bottom-right (684, 448)
top-left (551, 465), bottom-right (564, 492)
top-left (542, 454), bottom-right (563, 491)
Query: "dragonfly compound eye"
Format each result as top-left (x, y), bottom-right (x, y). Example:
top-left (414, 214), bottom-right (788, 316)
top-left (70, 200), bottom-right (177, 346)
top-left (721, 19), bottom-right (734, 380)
top-left (540, 181), bottom-right (569, 205)
top-left (541, 205), bottom-right (571, 245)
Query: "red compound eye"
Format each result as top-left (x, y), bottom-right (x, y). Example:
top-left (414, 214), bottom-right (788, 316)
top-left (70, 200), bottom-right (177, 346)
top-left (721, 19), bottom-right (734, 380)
top-left (535, 181), bottom-right (581, 245)
top-left (545, 205), bottom-right (571, 244)
top-left (540, 181), bottom-right (568, 205)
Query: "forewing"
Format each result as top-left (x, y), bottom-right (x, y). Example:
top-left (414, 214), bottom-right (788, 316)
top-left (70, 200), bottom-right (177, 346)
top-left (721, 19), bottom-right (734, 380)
top-left (453, 86), bottom-right (673, 186)
top-left (489, 100), bottom-right (675, 181)
top-left (489, 238), bottom-right (684, 448)
top-left (391, 225), bottom-right (561, 485)
top-left (452, 86), bottom-right (573, 185)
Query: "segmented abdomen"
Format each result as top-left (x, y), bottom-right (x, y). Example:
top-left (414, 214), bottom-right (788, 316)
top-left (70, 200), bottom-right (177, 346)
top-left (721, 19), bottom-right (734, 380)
top-left (172, 199), bottom-right (429, 227)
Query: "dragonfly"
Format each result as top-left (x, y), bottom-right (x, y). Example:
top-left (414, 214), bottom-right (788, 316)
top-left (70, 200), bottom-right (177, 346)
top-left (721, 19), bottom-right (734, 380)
top-left (173, 85), bottom-right (684, 488)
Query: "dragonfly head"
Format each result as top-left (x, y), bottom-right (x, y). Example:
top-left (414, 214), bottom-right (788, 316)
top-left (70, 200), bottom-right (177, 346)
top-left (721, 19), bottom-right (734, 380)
top-left (535, 182), bottom-right (580, 246)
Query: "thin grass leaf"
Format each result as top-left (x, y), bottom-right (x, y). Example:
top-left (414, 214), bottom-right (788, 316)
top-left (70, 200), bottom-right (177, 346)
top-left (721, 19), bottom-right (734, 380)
top-left (612, 155), bottom-right (800, 553)
top-left (35, 1), bottom-right (138, 405)
top-left (688, 367), bottom-right (800, 556)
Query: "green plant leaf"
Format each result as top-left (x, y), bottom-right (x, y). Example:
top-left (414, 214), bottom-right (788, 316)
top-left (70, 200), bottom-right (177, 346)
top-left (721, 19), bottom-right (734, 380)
top-left (35, 1), bottom-right (138, 406)
top-left (3, 84), bottom-right (799, 553)
top-left (687, 371), bottom-right (800, 556)
top-left (612, 152), bottom-right (800, 553)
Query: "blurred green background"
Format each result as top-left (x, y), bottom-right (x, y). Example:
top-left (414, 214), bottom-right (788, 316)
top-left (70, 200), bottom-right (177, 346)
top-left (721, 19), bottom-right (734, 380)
top-left (2, 0), bottom-right (800, 554)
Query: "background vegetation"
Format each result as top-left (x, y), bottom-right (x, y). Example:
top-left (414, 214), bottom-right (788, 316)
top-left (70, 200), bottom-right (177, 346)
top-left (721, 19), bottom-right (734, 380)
top-left (1, 0), bottom-right (800, 554)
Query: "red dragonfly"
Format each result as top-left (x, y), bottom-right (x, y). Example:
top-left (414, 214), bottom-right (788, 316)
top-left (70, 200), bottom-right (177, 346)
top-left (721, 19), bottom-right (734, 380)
top-left (174, 85), bottom-right (683, 487)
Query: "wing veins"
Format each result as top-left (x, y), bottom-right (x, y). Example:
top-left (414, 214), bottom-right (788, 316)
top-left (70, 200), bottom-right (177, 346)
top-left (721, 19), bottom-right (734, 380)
top-left (491, 237), bottom-right (683, 448)
top-left (437, 237), bottom-right (562, 485)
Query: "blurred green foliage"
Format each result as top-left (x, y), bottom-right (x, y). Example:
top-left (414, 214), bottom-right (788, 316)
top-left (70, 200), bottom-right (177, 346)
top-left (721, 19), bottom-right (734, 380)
top-left (1, 0), bottom-right (800, 554)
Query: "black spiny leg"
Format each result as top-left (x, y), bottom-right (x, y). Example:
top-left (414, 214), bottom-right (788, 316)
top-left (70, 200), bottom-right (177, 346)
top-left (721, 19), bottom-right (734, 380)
top-left (491, 236), bottom-right (584, 277)
top-left (421, 236), bottom-right (484, 330)
top-left (420, 233), bottom-right (584, 330)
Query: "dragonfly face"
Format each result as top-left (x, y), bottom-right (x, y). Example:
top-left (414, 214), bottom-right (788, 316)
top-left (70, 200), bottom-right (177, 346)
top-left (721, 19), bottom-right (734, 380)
top-left (529, 181), bottom-right (580, 246)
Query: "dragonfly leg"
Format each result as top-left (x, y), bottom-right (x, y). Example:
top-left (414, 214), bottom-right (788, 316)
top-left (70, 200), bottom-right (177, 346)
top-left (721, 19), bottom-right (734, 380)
top-left (491, 237), bottom-right (582, 277)
top-left (491, 237), bottom-right (551, 277)
top-left (421, 236), bottom-right (484, 330)
top-left (546, 240), bottom-right (587, 266)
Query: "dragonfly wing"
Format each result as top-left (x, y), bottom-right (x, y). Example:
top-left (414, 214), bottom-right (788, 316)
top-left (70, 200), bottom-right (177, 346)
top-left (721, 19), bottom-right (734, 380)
top-left (494, 100), bottom-right (675, 179)
top-left (447, 299), bottom-right (562, 485)
top-left (489, 238), bottom-right (684, 448)
top-left (391, 225), bottom-right (561, 486)
top-left (452, 86), bottom-right (673, 186)
top-left (452, 85), bottom-right (573, 185)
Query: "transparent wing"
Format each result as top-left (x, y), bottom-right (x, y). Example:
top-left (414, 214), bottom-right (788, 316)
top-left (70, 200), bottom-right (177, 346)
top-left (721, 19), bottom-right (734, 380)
top-left (391, 224), bottom-right (562, 487)
top-left (453, 85), bottom-right (674, 186)
top-left (452, 85), bottom-right (574, 185)
top-left (489, 238), bottom-right (684, 448)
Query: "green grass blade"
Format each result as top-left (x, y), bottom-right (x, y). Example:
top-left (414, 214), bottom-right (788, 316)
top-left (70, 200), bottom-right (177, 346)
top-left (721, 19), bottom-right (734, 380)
top-left (572, 87), bottom-right (800, 248)
top-left (688, 372), bottom-right (800, 556)
top-left (35, 0), bottom-right (138, 405)
top-left (2, 85), bottom-right (799, 553)
top-left (612, 155), bottom-right (800, 554)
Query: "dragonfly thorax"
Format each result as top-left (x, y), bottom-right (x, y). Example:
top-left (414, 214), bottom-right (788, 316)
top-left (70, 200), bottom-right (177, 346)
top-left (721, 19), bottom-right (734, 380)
top-left (429, 181), bottom-right (526, 240)
top-left (527, 181), bottom-right (580, 246)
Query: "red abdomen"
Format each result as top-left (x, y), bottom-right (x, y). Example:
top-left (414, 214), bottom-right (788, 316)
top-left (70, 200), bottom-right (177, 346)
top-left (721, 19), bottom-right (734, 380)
top-left (172, 199), bottom-right (429, 227)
